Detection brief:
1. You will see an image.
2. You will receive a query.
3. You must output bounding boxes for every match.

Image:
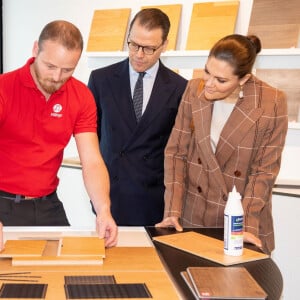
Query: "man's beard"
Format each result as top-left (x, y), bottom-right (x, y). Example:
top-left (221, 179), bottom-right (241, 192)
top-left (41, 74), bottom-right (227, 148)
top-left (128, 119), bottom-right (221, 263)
top-left (33, 65), bottom-right (67, 94)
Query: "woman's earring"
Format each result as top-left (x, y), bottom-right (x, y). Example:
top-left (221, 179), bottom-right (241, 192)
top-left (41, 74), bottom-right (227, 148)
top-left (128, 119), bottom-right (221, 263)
top-left (239, 85), bottom-right (244, 99)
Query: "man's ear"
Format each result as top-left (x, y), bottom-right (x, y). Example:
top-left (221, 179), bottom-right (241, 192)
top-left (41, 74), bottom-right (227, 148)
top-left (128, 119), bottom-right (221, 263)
top-left (32, 41), bottom-right (39, 57)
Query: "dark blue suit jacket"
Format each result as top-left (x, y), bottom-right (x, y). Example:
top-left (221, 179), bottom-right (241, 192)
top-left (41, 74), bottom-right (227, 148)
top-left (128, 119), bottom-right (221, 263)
top-left (88, 59), bottom-right (187, 225)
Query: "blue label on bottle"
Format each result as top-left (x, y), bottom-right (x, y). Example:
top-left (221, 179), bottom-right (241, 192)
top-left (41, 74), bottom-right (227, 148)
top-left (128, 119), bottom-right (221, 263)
top-left (231, 215), bottom-right (243, 233)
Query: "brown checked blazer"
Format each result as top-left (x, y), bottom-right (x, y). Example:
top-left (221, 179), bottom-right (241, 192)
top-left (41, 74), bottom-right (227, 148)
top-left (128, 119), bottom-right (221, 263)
top-left (163, 75), bottom-right (288, 254)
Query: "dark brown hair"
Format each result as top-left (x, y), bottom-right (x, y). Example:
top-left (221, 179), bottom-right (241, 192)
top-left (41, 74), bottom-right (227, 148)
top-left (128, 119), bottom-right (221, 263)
top-left (129, 8), bottom-right (170, 42)
top-left (38, 20), bottom-right (83, 52)
top-left (209, 34), bottom-right (261, 78)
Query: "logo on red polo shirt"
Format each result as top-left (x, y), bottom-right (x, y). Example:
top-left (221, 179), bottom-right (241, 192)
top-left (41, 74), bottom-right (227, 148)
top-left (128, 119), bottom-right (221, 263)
top-left (51, 104), bottom-right (63, 118)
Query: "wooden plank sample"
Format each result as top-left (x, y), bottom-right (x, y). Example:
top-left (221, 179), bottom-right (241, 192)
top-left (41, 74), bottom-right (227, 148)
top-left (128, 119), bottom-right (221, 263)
top-left (4, 237), bottom-right (105, 266)
top-left (180, 271), bottom-right (199, 299)
top-left (248, 0), bottom-right (300, 49)
top-left (186, 1), bottom-right (239, 50)
top-left (187, 266), bottom-right (267, 299)
top-left (153, 231), bottom-right (269, 266)
top-left (141, 4), bottom-right (182, 50)
top-left (87, 8), bottom-right (131, 51)
top-left (58, 237), bottom-right (105, 258)
top-left (0, 240), bottom-right (46, 257)
top-left (12, 256), bottom-right (103, 266)
top-left (254, 69), bottom-right (300, 122)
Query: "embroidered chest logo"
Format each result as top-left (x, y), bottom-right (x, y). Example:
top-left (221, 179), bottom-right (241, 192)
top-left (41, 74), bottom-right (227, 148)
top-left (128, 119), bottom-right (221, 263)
top-left (51, 104), bottom-right (63, 118)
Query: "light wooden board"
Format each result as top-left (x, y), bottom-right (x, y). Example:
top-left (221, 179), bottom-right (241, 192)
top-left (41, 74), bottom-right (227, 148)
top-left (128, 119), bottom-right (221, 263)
top-left (141, 4), bottom-right (182, 50)
top-left (187, 266), bottom-right (267, 299)
top-left (58, 237), bottom-right (105, 258)
top-left (1, 237), bottom-right (105, 266)
top-left (248, 0), bottom-right (300, 49)
top-left (186, 1), bottom-right (239, 50)
top-left (12, 256), bottom-right (103, 266)
top-left (153, 231), bottom-right (269, 266)
top-left (87, 8), bottom-right (131, 51)
top-left (0, 240), bottom-right (46, 257)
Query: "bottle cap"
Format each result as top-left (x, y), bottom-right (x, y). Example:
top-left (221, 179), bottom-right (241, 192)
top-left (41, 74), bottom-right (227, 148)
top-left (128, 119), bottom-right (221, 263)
top-left (228, 185), bottom-right (241, 200)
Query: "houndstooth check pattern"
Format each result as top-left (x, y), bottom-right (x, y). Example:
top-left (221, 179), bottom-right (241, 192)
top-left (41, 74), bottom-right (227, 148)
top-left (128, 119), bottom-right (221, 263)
top-left (132, 72), bottom-right (145, 122)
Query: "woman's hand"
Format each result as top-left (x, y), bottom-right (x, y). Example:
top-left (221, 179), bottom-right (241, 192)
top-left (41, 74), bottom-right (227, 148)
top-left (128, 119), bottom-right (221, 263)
top-left (244, 231), bottom-right (262, 249)
top-left (155, 217), bottom-right (183, 232)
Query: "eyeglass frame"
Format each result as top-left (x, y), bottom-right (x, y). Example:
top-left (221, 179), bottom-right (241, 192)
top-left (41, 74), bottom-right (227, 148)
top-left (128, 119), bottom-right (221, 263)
top-left (127, 40), bottom-right (164, 55)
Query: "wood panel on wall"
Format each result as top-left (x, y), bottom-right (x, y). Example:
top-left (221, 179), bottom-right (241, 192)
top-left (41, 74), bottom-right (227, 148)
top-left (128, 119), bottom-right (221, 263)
top-left (141, 4), bottom-right (182, 51)
top-left (186, 1), bottom-right (239, 50)
top-left (87, 8), bottom-right (131, 51)
top-left (255, 69), bottom-right (300, 122)
top-left (248, 0), bottom-right (300, 48)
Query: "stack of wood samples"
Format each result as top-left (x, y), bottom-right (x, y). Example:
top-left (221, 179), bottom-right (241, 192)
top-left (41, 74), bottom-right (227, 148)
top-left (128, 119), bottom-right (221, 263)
top-left (87, 8), bottom-right (131, 51)
top-left (186, 1), bottom-right (240, 50)
top-left (0, 237), bottom-right (105, 266)
top-left (141, 4), bottom-right (182, 50)
top-left (181, 266), bottom-right (267, 299)
top-left (248, 0), bottom-right (300, 48)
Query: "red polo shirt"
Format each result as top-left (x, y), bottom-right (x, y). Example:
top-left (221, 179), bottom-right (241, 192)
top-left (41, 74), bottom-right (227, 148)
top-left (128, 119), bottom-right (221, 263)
top-left (0, 58), bottom-right (97, 197)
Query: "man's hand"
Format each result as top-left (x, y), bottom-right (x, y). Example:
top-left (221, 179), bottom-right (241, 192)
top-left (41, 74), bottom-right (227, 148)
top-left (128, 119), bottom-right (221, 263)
top-left (96, 213), bottom-right (118, 248)
top-left (155, 217), bottom-right (183, 232)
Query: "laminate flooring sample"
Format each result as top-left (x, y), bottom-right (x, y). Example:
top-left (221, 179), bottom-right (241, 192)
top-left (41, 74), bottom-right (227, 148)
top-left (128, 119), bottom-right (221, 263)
top-left (186, 1), bottom-right (239, 50)
top-left (87, 8), bottom-right (131, 51)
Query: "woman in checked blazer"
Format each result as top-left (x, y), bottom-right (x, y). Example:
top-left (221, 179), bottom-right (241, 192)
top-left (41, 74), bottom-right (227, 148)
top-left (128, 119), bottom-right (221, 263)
top-left (156, 34), bottom-right (288, 254)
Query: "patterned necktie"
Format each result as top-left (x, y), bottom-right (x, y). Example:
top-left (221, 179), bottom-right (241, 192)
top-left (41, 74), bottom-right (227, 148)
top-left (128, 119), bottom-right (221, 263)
top-left (132, 72), bottom-right (145, 122)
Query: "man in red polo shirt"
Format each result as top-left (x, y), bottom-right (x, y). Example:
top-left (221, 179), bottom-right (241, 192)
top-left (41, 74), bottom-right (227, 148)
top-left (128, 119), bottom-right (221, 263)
top-left (0, 20), bottom-right (117, 248)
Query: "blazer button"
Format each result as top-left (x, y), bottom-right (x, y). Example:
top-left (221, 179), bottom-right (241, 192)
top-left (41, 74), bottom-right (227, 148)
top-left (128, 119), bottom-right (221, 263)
top-left (197, 186), bottom-right (202, 193)
top-left (198, 158), bottom-right (201, 164)
top-left (119, 151), bottom-right (125, 157)
top-left (234, 170), bottom-right (242, 177)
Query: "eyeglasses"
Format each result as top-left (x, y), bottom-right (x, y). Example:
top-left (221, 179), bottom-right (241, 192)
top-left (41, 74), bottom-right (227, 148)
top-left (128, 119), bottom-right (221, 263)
top-left (127, 41), bottom-right (163, 55)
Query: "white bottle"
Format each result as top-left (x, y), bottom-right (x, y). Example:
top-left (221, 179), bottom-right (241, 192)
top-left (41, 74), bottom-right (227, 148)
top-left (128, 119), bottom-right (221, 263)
top-left (224, 186), bottom-right (244, 256)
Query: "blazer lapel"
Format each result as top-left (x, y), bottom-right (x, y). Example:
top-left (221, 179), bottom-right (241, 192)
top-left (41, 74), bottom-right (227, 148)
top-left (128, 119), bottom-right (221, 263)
top-left (192, 87), bottom-right (228, 195)
top-left (108, 59), bottom-right (137, 131)
top-left (216, 83), bottom-right (263, 168)
top-left (132, 62), bottom-right (178, 136)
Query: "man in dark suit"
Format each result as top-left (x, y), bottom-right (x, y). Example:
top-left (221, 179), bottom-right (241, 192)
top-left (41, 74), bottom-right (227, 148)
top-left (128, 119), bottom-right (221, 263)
top-left (88, 8), bottom-right (187, 225)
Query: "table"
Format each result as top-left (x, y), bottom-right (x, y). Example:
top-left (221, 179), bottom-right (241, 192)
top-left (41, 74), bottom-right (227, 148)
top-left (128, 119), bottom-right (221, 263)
top-left (146, 227), bottom-right (283, 300)
top-left (0, 227), bottom-right (180, 300)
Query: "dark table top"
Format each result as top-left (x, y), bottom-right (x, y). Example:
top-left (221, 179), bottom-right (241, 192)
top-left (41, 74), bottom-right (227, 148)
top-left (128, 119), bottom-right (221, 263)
top-left (145, 227), bottom-right (283, 300)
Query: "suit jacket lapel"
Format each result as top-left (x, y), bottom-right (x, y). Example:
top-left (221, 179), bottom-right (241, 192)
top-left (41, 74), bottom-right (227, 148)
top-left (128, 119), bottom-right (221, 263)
top-left (132, 61), bottom-right (178, 136)
top-left (109, 59), bottom-right (137, 131)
